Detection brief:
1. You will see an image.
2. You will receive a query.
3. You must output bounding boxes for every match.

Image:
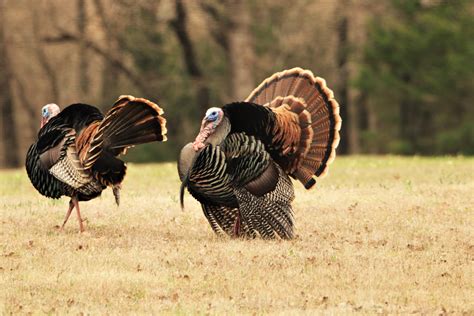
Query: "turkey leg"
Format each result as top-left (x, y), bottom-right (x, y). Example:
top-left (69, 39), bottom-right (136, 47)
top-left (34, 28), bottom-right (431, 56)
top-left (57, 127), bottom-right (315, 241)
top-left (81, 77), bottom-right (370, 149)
top-left (60, 200), bottom-right (75, 230)
top-left (71, 196), bottom-right (85, 232)
top-left (233, 214), bottom-right (241, 237)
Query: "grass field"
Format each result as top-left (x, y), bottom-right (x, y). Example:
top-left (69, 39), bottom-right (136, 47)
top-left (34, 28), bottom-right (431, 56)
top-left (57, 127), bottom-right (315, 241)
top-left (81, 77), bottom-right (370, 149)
top-left (0, 156), bottom-right (472, 314)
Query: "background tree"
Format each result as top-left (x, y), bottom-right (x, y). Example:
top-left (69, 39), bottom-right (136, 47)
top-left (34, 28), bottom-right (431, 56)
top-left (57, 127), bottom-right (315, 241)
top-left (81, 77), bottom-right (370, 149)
top-left (0, 0), bottom-right (472, 167)
top-left (357, 0), bottom-right (474, 154)
top-left (0, 0), bottom-right (19, 167)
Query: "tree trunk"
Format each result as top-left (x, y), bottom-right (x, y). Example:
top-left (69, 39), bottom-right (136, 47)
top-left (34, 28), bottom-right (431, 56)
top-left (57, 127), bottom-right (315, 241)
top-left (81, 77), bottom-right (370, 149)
top-left (358, 95), bottom-right (378, 154)
top-left (14, 78), bottom-right (38, 140)
top-left (227, 0), bottom-right (254, 101)
top-left (77, 0), bottom-right (89, 95)
top-left (31, 8), bottom-right (60, 101)
top-left (171, 0), bottom-right (210, 114)
top-left (93, 0), bottom-right (120, 105)
top-left (43, 30), bottom-right (154, 97)
top-left (0, 0), bottom-right (20, 167)
top-left (366, 98), bottom-right (378, 154)
top-left (336, 0), bottom-right (349, 154)
top-left (347, 89), bottom-right (361, 154)
top-left (399, 73), bottom-right (415, 153)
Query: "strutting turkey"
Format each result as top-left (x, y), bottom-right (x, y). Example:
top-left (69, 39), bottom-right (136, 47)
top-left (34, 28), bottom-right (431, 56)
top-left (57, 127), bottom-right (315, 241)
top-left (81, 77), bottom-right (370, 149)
top-left (178, 68), bottom-right (341, 239)
top-left (26, 95), bottom-right (167, 232)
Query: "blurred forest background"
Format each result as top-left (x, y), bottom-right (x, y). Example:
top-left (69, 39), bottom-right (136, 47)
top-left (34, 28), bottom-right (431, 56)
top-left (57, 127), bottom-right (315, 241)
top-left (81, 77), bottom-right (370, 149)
top-left (0, 0), bottom-right (472, 168)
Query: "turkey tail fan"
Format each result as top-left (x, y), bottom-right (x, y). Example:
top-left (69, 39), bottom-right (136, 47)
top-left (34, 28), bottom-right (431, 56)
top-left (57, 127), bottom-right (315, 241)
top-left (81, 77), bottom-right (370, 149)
top-left (246, 68), bottom-right (342, 189)
top-left (81, 95), bottom-right (167, 170)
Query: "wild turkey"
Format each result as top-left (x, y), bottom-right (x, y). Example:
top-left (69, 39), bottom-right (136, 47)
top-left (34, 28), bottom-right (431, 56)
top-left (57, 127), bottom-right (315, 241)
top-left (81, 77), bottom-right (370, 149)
top-left (178, 68), bottom-right (341, 239)
top-left (26, 95), bottom-right (167, 232)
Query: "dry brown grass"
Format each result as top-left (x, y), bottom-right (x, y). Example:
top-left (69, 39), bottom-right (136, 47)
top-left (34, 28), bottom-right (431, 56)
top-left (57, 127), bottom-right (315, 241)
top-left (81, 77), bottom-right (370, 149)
top-left (1, 156), bottom-right (473, 314)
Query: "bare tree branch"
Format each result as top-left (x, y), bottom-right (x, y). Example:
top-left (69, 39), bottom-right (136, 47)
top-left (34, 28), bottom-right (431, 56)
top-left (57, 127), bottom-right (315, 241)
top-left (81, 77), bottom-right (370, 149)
top-left (43, 30), bottom-right (153, 97)
top-left (93, 0), bottom-right (113, 39)
top-left (13, 77), bottom-right (37, 138)
top-left (200, 1), bottom-right (230, 52)
top-left (170, 0), bottom-right (202, 78)
top-left (93, 0), bottom-right (120, 102)
top-left (225, 0), bottom-right (254, 100)
top-left (77, 0), bottom-right (89, 94)
top-left (31, 9), bottom-right (60, 101)
top-left (170, 0), bottom-right (210, 113)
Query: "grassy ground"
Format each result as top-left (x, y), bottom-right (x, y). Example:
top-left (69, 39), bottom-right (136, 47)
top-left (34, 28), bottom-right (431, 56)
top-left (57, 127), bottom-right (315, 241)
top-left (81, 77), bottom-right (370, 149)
top-left (0, 156), bottom-right (472, 314)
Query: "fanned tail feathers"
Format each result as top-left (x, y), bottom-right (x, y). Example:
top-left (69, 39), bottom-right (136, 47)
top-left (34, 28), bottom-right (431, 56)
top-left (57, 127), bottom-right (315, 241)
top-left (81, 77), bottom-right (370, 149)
top-left (82, 95), bottom-right (167, 170)
top-left (246, 68), bottom-right (342, 189)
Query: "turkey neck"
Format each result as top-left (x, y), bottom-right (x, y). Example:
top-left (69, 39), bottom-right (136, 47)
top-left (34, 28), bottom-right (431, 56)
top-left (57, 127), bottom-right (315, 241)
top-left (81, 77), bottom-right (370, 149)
top-left (205, 116), bottom-right (231, 147)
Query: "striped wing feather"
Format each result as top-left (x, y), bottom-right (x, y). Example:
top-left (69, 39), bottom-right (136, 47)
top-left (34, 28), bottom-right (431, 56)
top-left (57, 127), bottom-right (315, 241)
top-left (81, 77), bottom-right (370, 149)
top-left (186, 145), bottom-right (237, 207)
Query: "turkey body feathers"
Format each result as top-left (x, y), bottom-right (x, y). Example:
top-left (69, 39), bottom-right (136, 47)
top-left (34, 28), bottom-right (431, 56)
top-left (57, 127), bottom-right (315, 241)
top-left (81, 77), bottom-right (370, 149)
top-left (26, 96), bottom-right (167, 202)
top-left (179, 134), bottom-right (293, 239)
top-left (223, 102), bottom-right (276, 146)
top-left (26, 104), bottom-right (104, 200)
top-left (201, 204), bottom-right (240, 236)
top-left (179, 67), bottom-right (341, 239)
top-left (221, 133), bottom-right (272, 190)
top-left (26, 142), bottom-right (70, 199)
top-left (180, 143), bottom-right (238, 208)
top-left (222, 102), bottom-right (299, 173)
top-left (235, 164), bottom-right (294, 239)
